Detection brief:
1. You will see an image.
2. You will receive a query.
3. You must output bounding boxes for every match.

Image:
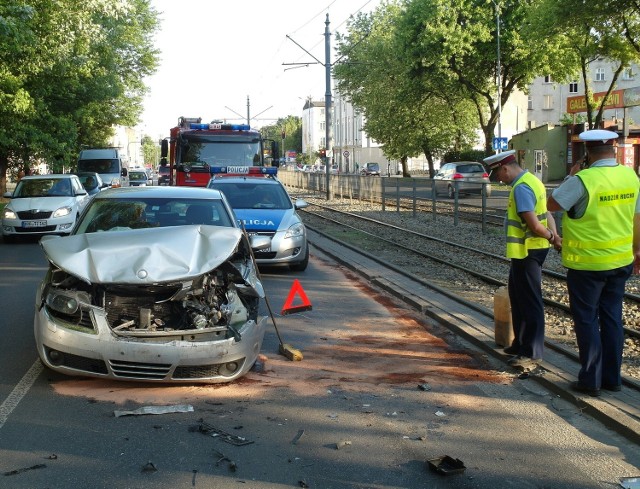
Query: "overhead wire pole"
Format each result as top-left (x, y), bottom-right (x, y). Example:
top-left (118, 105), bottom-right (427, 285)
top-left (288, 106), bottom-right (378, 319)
top-left (494, 1), bottom-right (502, 154)
top-left (324, 13), bottom-right (332, 200)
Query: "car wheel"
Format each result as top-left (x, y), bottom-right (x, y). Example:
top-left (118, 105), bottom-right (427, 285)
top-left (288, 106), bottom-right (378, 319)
top-left (289, 246), bottom-right (309, 272)
top-left (447, 185), bottom-right (455, 199)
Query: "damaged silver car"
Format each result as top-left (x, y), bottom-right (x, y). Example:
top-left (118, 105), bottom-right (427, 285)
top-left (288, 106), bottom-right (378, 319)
top-left (35, 186), bottom-right (270, 383)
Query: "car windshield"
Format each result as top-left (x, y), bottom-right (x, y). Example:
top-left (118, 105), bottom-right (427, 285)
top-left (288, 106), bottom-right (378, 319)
top-left (209, 182), bottom-right (292, 210)
top-left (75, 198), bottom-right (234, 233)
top-left (179, 136), bottom-right (261, 167)
top-left (14, 178), bottom-right (73, 197)
top-left (367, 163), bottom-right (379, 171)
top-left (78, 159), bottom-right (120, 174)
top-left (129, 172), bottom-right (147, 181)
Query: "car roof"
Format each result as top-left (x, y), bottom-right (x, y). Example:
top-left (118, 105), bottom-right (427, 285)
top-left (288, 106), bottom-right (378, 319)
top-left (21, 174), bottom-right (77, 180)
top-left (92, 186), bottom-right (225, 200)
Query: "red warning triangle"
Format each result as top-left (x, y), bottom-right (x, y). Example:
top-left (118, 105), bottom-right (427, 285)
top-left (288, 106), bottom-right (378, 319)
top-left (281, 279), bottom-right (313, 316)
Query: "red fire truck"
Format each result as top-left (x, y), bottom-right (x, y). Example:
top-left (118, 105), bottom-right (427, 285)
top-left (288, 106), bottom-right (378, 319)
top-left (159, 116), bottom-right (279, 187)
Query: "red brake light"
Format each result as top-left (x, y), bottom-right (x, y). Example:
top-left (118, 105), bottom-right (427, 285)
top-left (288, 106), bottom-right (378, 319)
top-left (452, 173), bottom-right (464, 180)
top-left (482, 172), bottom-right (489, 178)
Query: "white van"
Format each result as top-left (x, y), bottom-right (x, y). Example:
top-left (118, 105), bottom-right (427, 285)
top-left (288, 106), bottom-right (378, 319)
top-left (77, 148), bottom-right (129, 187)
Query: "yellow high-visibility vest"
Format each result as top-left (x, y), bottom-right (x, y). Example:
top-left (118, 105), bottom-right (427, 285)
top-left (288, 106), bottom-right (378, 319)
top-left (506, 172), bottom-right (549, 259)
top-left (562, 164), bottom-right (638, 271)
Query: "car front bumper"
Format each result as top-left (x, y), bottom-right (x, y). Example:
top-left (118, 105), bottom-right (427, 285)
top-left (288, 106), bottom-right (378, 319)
top-left (34, 303), bottom-right (267, 383)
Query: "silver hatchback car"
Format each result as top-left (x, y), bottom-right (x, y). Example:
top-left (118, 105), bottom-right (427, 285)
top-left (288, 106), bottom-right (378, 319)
top-left (433, 161), bottom-right (492, 198)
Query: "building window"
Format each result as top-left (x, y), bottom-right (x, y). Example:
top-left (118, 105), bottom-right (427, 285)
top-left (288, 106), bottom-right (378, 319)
top-left (543, 95), bottom-right (553, 110)
top-left (544, 75), bottom-right (552, 83)
top-left (320, 121), bottom-right (325, 131)
top-left (320, 108), bottom-right (325, 115)
top-left (320, 137), bottom-right (326, 147)
top-left (528, 96), bottom-right (533, 110)
top-left (622, 67), bottom-right (635, 80)
top-left (595, 68), bottom-right (606, 81)
top-left (569, 81), bottom-right (578, 93)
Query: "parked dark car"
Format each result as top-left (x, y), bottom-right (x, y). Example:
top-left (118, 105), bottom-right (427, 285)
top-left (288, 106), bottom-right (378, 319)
top-left (158, 165), bottom-right (170, 185)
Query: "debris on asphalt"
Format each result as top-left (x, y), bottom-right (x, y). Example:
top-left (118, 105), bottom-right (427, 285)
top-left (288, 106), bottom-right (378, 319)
top-left (141, 461), bottom-right (158, 473)
top-left (191, 420), bottom-right (254, 446)
top-left (426, 456), bottom-right (466, 475)
top-left (4, 464), bottom-right (47, 476)
top-left (435, 410), bottom-right (445, 417)
top-left (114, 404), bottom-right (194, 418)
top-left (213, 448), bottom-right (237, 472)
top-left (299, 480), bottom-right (309, 488)
top-left (291, 429), bottom-right (305, 445)
top-left (418, 383), bottom-right (432, 391)
top-left (335, 440), bottom-right (352, 450)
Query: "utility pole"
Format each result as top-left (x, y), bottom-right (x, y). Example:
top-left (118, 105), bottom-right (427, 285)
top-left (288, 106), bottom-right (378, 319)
top-left (324, 13), bottom-right (332, 199)
top-left (494, 1), bottom-right (502, 153)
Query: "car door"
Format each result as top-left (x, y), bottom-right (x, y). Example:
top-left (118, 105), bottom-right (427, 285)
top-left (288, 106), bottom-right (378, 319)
top-left (433, 164), bottom-right (450, 195)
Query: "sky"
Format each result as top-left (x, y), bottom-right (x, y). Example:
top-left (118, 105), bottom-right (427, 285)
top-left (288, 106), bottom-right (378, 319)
top-left (139, 0), bottom-right (382, 139)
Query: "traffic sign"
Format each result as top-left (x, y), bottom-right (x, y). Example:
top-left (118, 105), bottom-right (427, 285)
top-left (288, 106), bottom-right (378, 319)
top-left (343, 150), bottom-right (350, 157)
top-left (493, 137), bottom-right (508, 150)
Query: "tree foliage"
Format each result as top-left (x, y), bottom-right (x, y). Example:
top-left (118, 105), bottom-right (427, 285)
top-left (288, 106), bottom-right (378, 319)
top-left (0, 0), bottom-right (159, 192)
top-left (531, 0), bottom-right (640, 129)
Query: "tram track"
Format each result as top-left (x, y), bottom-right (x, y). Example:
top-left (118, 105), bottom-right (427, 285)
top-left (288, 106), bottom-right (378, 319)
top-left (293, 193), bottom-right (640, 386)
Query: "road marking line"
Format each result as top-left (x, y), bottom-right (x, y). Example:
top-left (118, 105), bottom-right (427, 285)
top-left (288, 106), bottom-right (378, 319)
top-left (0, 360), bottom-right (43, 429)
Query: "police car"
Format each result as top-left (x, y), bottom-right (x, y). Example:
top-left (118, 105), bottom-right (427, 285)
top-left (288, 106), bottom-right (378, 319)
top-left (207, 167), bottom-right (309, 271)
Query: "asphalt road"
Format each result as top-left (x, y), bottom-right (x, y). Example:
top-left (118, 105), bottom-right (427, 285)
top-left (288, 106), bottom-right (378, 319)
top-left (0, 238), bottom-right (638, 488)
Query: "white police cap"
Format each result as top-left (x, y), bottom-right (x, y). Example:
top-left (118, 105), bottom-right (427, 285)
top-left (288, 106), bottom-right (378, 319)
top-left (579, 129), bottom-right (619, 145)
top-left (483, 150), bottom-right (516, 170)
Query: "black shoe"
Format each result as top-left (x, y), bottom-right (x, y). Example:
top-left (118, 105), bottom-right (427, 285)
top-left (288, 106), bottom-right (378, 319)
top-left (507, 355), bottom-right (539, 368)
top-left (602, 383), bottom-right (622, 392)
top-left (571, 381), bottom-right (601, 397)
top-left (503, 345), bottom-right (519, 355)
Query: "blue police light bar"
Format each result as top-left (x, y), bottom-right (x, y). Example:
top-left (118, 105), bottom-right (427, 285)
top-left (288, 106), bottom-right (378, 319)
top-left (210, 166), bottom-right (278, 176)
top-left (189, 123), bottom-right (251, 131)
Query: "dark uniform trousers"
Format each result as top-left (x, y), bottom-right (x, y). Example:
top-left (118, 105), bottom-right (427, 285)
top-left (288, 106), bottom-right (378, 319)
top-left (566, 263), bottom-right (632, 389)
top-left (508, 247), bottom-right (549, 360)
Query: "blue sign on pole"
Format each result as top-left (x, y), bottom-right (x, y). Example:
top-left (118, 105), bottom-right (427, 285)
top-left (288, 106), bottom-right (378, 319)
top-left (492, 137), bottom-right (508, 150)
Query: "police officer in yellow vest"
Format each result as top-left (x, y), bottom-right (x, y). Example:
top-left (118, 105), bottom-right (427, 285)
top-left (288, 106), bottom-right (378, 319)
top-left (484, 150), bottom-right (559, 369)
top-left (548, 129), bottom-right (640, 397)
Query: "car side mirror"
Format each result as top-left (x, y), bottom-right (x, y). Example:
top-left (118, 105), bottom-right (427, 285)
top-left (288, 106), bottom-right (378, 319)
top-left (121, 168), bottom-right (128, 177)
top-left (76, 189), bottom-right (88, 196)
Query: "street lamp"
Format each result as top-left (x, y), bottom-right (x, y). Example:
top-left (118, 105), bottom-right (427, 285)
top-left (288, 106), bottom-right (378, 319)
top-left (493, 1), bottom-right (502, 153)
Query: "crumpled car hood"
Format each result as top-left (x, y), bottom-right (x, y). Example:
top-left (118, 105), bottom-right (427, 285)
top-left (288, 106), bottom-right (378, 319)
top-left (41, 225), bottom-right (247, 284)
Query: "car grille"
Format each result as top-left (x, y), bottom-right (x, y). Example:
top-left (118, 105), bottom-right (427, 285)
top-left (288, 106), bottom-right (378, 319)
top-left (109, 359), bottom-right (172, 380)
top-left (17, 210), bottom-right (52, 219)
top-left (15, 225), bottom-right (57, 233)
top-left (173, 364), bottom-right (222, 379)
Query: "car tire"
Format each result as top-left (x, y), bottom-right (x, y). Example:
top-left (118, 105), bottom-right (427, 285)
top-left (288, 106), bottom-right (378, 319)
top-left (289, 246), bottom-right (309, 272)
top-left (447, 185), bottom-right (455, 199)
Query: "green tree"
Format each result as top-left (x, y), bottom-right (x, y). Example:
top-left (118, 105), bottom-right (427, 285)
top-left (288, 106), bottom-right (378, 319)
top-left (395, 0), bottom-right (565, 154)
top-left (532, 0), bottom-right (640, 129)
top-left (0, 0), bottom-right (159, 192)
top-left (141, 135), bottom-right (159, 167)
top-left (260, 116), bottom-right (302, 162)
top-left (334, 2), bottom-right (478, 177)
